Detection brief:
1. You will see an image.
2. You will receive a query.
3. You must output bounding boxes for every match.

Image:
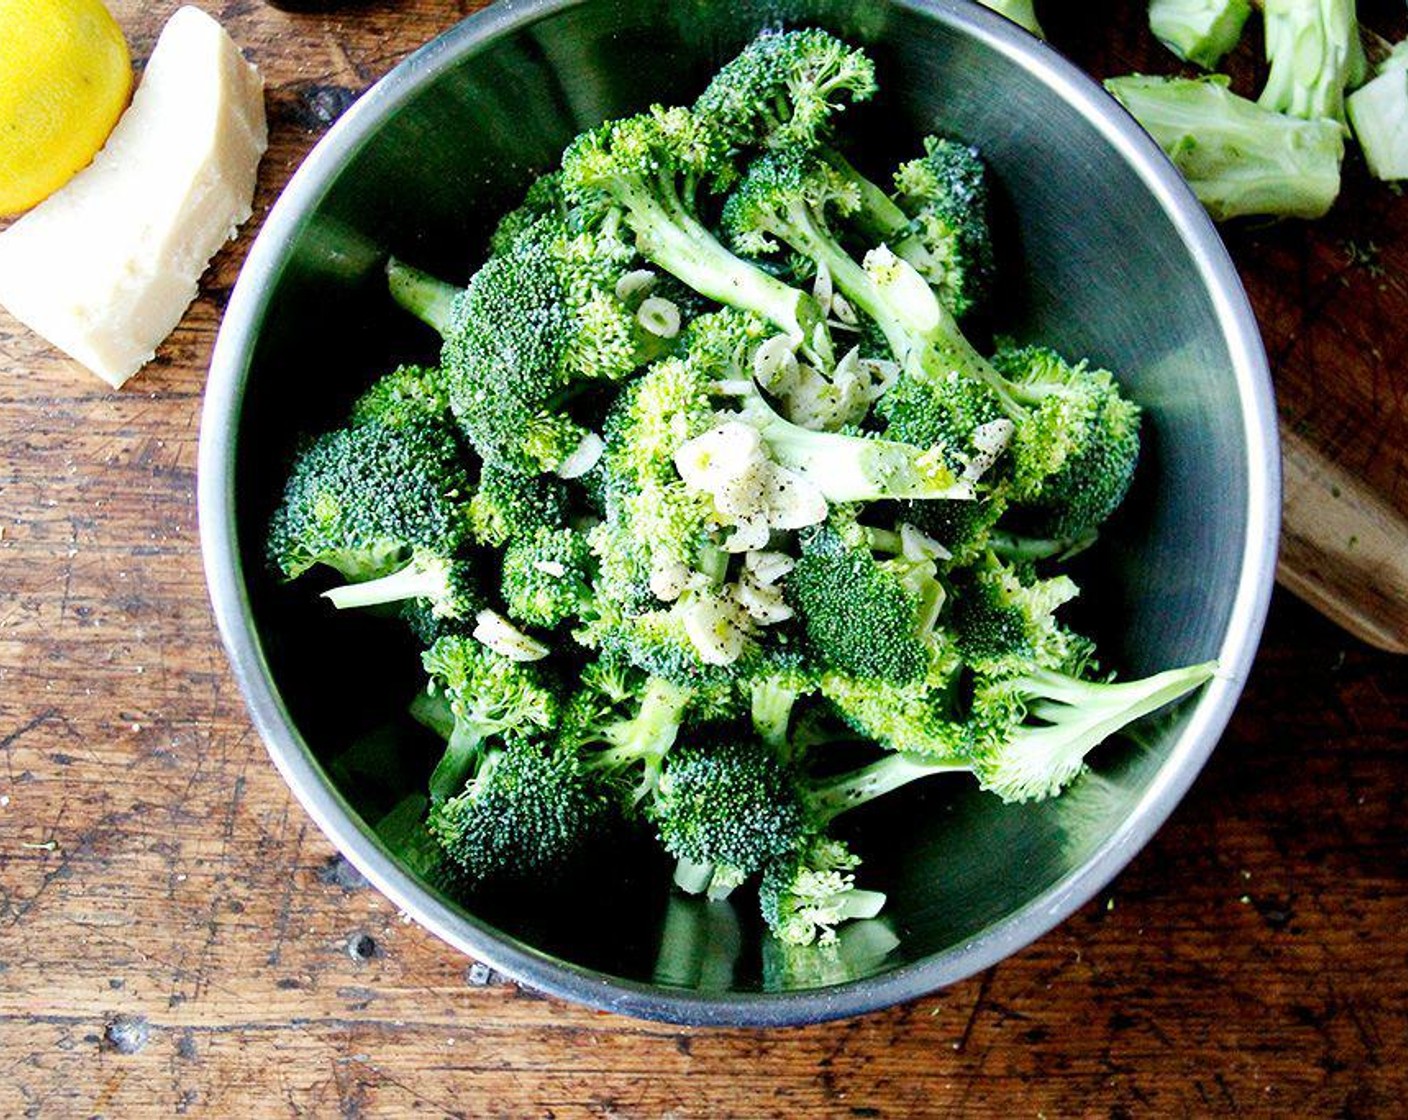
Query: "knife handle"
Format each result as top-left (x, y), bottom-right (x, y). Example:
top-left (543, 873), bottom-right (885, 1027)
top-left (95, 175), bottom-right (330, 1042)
top-left (1277, 423), bottom-right (1408, 654)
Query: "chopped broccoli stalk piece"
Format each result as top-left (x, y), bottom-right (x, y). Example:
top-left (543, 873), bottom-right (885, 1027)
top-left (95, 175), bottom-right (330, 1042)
top-left (1258, 0), bottom-right (1361, 126)
top-left (1149, 0), bottom-right (1252, 70)
top-left (1107, 75), bottom-right (1344, 221)
top-left (1347, 52), bottom-right (1408, 181)
top-left (977, 0), bottom-right (1045, 37)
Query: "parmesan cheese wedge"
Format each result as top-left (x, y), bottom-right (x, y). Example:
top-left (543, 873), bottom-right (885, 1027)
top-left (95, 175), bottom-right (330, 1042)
top-left (0, 6), bottom-right (267, 388)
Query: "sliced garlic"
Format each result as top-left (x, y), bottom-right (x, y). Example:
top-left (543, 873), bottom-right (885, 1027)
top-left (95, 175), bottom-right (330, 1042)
top-left (753, 334), bottom-right (800, 395)
top-left (744, 549), bottom-right (795, 585)
top-left (674, 421), bottom-right (762, 491)
top-left (614, 268), bottom-right (656, 303)
top-left (830, 292), bottom-right (858, 326)
top-left (735, 574), bottom-right (794, 624)
top-left (680, 593), bottom-right (751, 666)
top-left (900, 522), bottom-right (952, 562)
top-left (811, 260), bottom-right (833, 316)
top-left (964, 418), bottom-right (1016, 481)
top-left (637, 295), bottom-right (681, 338)
top-left (649, 559), bottom-right (691, 603)
top-left (555, 431), bottom-right (604, 479)
top-left (532, 560), bottom-right (567, 578)
top-left (473, 610), bottom-right (549, 662)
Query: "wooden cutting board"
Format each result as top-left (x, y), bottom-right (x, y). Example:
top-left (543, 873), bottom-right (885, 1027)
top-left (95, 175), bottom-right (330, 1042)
top-left (1051, 1), bottom-right (1408, 653)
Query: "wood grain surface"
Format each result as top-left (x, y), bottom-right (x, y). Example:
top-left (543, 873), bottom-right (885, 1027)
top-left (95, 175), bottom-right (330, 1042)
top-left (1, 1), bottom-right (1405, 1116)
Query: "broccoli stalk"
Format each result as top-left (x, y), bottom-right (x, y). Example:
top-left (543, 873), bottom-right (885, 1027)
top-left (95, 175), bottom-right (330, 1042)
top-left (1258, 0), bottom-right (1362, 126)
top-left (562, 107), bottom-right (834, 366)
top-left (1347, 44), bottom-right (1408, 181)
top-left (322, 553), bottom-right (482, 619)
top-left (1148, 0), bottom-right (1252, 70)
top-left (1106, 74), bottom-right (1344, 221)
top-left (977, 0), bottom-right (1045, 37)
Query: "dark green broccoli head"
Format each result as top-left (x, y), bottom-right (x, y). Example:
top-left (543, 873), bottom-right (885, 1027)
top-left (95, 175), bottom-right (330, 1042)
top-left (500, 527), bottom-right (595, 629)
top-left (948, 552), bottom-right (1091, 676)
top-left (428, 739), bottom-right (610, 883)
top-left (267, 417), bottom-right (473, 582)
top-left (784, 522), bottom-right (941, 685)
top-left (877, 366), bottom-right (1006, 462)
top-left (468, 462), bottom-right (570, 548)
top-left (820, 649), bottom-right (971, 760)
top-left (651, 731), bottom-right (806, 875)
top-left (993, 344), bottom-right (1141, 539)
top-left (720, 149), bottom-right (860, 258)
top-left (489, 171), bottom-right (566, 257)
top-left (694, 28), bottom-right (877, 154)
top-left (349, 364), bottom-right (451, 429)
top-left (892, 136), bottom-right (996, 322)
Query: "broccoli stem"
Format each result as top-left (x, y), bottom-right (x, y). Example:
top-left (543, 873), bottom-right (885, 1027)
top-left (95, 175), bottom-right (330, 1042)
top-left (387, 257), bottom-right (459, 336)
top-left (751, 677), bottom-right (804, 752)
top-left (987, 528), bottom-right (1098, 562)
top-left (824, 148), bottom-right (944, 282)
top-left (673, 856), bottom-right (717, 895)
top-left (409, 689), bottom-right (456, 740)
top-left (806, 750), bottom-right (967, 825)
top-left (976, 661), bottom-right (1219, 802)
top-left (322, 557), bottom-right (448, 611)
top-left (587, 677), bottom-right (694, 800)
top-left (428, 719), bottom-right (494, 804)
top-left (613, 174), bottom-right (830, 361)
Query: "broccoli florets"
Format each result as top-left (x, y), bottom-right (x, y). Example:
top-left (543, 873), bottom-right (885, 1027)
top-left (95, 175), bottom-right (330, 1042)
top-left (949, 551), bottom-right (1090, 676)
top-left (421, 635), bottom-right (562, 802)
top-left (652, 730), bottom-right (807, 890)
top-left (267, 416), bottom-right (473, 583)
top-left (759, 836), bottom-right (886, 946)
top-left (783, 520), bottom-right (945, 685)
top-left (501, 527), bottom-right (596, 628)
top-left (468, 463), bottom-right (571, 548)
top-left (428, 737), bottom-right (609, 883)
top-left (349, 363), bottom-right (451, 429)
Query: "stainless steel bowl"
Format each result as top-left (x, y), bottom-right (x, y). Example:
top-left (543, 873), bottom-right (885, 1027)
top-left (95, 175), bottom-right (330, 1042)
top-left (199, 0), bottom-right (1279, 1026)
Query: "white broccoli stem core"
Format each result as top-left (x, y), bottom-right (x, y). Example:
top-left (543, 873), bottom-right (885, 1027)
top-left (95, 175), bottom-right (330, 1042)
top-left (322, 559), bottom-right (447, 610)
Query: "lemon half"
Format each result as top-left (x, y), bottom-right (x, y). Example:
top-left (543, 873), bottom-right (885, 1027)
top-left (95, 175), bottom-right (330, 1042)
top-left (0, 0), bottom-right (132, 215)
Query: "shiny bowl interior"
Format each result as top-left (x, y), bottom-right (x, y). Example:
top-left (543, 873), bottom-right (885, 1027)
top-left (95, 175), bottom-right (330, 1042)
top-left (199, 0), bottom-right (1279, 1026)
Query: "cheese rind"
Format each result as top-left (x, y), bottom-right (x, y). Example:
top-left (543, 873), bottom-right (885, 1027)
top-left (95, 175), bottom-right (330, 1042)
top-left (0, 6), bottom-right (267, 388)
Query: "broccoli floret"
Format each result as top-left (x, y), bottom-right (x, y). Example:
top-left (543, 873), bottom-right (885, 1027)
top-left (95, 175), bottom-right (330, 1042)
top-left (949, 551), bottom-right (1090, 676)
top-left (267, 416), bottom-right (473, 583)
top-left (421, 635), bottom-right (561, 803)
top-left (1105, 75), bottom-right (1344, 221)
top-left (758, 836), bottom-right (886, 946)
top-left (564, 673), bottom-right (696, 805)
top-left (1148, 0), bottom-right (1252, 70)
top-left (989, 343), bottom-right (1141, 539)
top-left (561, 105), bottom-right (834, 366)
top-left (750, 663), bottom-right (819, 755)
top-left (889, 137), bottom-right (996, 322)
top-left (783, 520), bottom-right (945, 685)
top-left (500, 527), bottom-right (595, 628)
top-left (693, 28), bottom-right (877, 156)
top-left (820, 650), bottom-right (971, 759)
top-left (349, 364), bottom-right (451, 428)
top-left (652, 731), bottom-right (807, 891)
top-left (468, 463), bottom-right (571, 548)
top-left (388, 203), bottom-right (669, 475)
top-left (428, 737), bottom-right (609, 884)
top-left (1258, 0), bottom-right (1361, 126)
top-left (488, 171), bottom-right (566, 257)
top-left (965, 661), bottom-right (1219, 802)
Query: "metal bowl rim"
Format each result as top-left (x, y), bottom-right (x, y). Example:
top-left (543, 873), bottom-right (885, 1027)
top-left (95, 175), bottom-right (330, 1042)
top-left (197, 0), bottom-right (1280, 1028)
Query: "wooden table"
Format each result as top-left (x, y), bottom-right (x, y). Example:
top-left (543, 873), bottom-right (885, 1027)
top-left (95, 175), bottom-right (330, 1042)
top-left (1, 2), bottom-right (1404, 1114)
